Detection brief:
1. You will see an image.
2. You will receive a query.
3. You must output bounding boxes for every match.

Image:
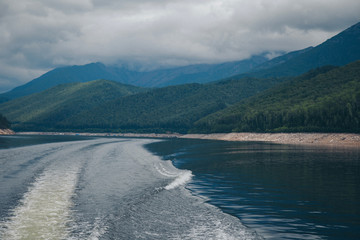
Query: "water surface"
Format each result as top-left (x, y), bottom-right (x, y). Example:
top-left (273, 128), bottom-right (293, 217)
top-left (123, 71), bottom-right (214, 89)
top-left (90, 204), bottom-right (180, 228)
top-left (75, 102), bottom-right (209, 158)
top-left (147, 139), bottom-right (360, 240)
top-left (0, 136), bottom-right (258, 239)
top-left (1, 135), bottom-right (359, 239)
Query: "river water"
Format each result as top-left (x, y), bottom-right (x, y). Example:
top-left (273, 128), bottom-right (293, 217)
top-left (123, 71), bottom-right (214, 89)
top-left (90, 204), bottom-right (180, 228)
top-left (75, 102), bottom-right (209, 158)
top-left (0, 135), bottom-right (359, 239)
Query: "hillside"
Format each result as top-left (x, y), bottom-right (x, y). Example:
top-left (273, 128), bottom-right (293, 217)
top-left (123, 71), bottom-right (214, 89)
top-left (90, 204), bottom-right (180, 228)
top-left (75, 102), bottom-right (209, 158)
top-left (0, 55), bottom-right (268, 101)
top-left (0, 63), bottom-right (141, 101)
top-left (2, 61), bottom-right (360, 134)
top-left (192, 61), bottom-right (360, 133)
top-left (1, 76), bottom-right (286, 133)
top-left (0, 80), bottom-right (145, 130)
top-left (0, 113), bottom-right (10, 129)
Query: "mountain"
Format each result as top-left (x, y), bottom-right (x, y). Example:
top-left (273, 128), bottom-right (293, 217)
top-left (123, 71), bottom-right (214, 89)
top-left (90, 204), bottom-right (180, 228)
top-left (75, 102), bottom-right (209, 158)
top-left (2, 21), bottom-right (359, 102)
top-left (0, 80), bottom-right (145, 130)
top-left (250, 47), bottom-right (314, 72)
top-left (246, 21), bottom-right (360, 78)
top-left (134, 54), bottom-right (268, 87)
top-left (0, 63), bottom-right (141, 101)
top-left (0, 76), bottom-right (286, 133)
top-left (0, 55), bottom-right (268, 101)
top-left (2, 60), bottom-right (360, 134)
top-left (192, 60), bottom-right (360, 133)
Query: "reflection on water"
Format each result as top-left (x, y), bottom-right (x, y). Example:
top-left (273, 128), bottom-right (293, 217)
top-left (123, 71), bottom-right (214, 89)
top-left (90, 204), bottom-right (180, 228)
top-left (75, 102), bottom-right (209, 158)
top-left (147, 139), bottom-right (360, 240)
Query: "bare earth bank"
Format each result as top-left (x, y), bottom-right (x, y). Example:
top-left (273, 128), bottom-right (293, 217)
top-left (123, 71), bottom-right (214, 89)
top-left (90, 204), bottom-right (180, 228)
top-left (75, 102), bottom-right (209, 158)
top-left (15, 131), bottom-right (360, 148)
top-left (181, 133), bottom-right (360, 148)
top-left (0, 129), bottom-right (15, 135)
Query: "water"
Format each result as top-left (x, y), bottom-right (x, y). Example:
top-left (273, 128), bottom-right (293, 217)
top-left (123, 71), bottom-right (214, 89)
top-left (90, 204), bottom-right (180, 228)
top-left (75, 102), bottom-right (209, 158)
top-left (146, 139), bottom-right (360, 240)
top-left (0, 136), bottom-right (259, 239)
top-left (1, 136), bottom-right (359, 239)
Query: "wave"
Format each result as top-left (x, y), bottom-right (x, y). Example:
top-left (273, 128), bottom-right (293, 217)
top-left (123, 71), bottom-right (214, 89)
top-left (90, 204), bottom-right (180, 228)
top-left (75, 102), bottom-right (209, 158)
top-left (154, 160), bottom-right (193, 190)
top-left (0, 138), bottom-right (262, 239)
top-left (165, 170), bottom-right (193, 190)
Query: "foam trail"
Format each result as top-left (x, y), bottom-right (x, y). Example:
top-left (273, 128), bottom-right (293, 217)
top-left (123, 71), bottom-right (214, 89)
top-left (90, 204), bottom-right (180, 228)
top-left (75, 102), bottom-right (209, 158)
top-left (154, 161), bottom-right (193, 190)
top-left (165, 171), bottom-right (193, 190)
top-left (1, 164), bottom-right (79, 239)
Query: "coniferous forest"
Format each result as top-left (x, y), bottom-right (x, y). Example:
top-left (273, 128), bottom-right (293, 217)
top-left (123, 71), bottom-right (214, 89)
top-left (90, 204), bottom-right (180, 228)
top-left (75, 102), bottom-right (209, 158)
top-left (193, 62), bottom-right (360, 133)
top-left (0, 61), bottom-right (359, 133)
top-left (0, 114), bottom-right (10, 129)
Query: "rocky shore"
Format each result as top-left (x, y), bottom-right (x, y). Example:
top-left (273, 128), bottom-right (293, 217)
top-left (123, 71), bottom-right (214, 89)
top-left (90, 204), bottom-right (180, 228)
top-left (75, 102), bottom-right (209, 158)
top-left (181, 133), bottom-right (360, 148)
top-left (14, 131), bottom-right (360, 148)
top-left (0, 129), bottom-right (15, 135)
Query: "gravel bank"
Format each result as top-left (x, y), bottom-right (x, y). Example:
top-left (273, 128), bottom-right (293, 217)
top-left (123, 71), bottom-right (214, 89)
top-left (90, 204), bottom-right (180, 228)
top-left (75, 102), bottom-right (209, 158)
top-left (0, 129), bottom-right (15, 135)
top-left (181, 133), bottom-right (360, 148)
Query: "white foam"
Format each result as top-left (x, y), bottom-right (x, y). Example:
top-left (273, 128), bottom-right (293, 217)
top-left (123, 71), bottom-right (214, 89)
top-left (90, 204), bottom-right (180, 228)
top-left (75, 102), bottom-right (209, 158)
top-left (1, 164), bottom-right (80, 240)
top-left (153, 161), bottom-right (193, 190)
top-left (165, 170), bottom-right (193, 190)
top-left (154, 161), bottom-right (180, 178)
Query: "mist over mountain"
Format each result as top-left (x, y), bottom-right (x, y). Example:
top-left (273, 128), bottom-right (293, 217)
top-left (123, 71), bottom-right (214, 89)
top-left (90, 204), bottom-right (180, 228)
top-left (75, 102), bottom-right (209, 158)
top-left (245, 21), bottom-right (360, 78)
top-left (1, 21), bottom-right (360, 103)
top-left (0, 22), bottom-right (360, 134)
top-left (0, 55), bottom-right (269, 101)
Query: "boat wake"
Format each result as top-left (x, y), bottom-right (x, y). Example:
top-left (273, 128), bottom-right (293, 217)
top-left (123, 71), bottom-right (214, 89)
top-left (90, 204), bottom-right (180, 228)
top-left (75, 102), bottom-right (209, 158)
top-left (0, 138), bottom-right (262, 240)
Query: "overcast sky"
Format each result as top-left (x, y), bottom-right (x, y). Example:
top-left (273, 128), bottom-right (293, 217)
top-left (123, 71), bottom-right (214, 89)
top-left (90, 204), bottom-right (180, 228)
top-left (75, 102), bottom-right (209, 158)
top-left (0, 0), bottom-right (359, 92)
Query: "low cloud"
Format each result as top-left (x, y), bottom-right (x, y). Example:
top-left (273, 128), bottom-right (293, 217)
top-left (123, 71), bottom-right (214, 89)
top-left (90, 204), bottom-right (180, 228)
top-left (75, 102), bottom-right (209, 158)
top-left (0, 0), bottom-right (359, 91)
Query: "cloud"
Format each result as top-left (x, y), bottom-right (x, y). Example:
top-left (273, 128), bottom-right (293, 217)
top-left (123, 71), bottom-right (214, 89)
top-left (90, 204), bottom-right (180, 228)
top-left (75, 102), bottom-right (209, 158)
top-left (0, 0), bottom-right (359, 91)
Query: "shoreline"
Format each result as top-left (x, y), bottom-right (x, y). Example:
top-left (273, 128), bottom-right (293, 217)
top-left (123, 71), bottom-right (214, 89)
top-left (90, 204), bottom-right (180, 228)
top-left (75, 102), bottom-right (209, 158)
top-left (0, 129), bottom-right (15, 135)
top-left (12, 131), bottom-right (360, 148)
top-left (181, 132), bottom-right (360, 148)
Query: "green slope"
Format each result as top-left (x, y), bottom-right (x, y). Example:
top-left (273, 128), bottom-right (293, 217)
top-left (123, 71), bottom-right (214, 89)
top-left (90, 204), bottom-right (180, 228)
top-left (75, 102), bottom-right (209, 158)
top-left (0, 114), bottom-right (10, 129)
top-left (192, 61), bottom-right (360, 133)
top-left (0, 63), bottom-right (137, 100)
top-left (59, 77), bottom-right (287, 133)
top-left (0, 80), bottom-right (145, 131)
top-left (5, 75), bottom-right (285, 133)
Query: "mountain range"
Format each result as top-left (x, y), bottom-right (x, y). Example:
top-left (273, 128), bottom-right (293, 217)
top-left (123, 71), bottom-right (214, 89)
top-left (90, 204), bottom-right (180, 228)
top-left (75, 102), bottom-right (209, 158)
top-left (0, 55), bottom-right (269, 101)
top-left (0, 21), bottom-right (359, 133)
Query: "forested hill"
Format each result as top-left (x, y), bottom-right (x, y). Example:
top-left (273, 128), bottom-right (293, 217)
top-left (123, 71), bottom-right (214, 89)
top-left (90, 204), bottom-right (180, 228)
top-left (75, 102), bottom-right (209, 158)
top-left (0, 114), bottom-right (10, 129)
top-left (1, 61), bottom-right (360, 134)
top-left (0, 76), bottom-right (286, 133)
top-left (192, 60), bottom-right (360, 133)
top-left (0, 80), bottom-right (145, 130)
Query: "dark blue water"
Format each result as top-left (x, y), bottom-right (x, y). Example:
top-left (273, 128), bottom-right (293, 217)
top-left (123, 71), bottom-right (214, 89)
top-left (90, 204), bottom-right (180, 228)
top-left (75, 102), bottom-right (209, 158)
top-left (146, 139), bottom-right (360, 240)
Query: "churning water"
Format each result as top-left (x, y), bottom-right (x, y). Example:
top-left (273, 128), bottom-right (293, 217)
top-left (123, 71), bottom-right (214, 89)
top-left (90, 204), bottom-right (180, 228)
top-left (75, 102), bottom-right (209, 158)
top-left (0, 136), bottom-right (260, 239)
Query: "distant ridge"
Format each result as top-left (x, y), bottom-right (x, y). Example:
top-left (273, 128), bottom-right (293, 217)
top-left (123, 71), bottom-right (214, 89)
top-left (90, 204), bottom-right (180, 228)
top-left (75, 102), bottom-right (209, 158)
top-left (1, 21), bottom-right (359, 102)
top-left (0, 55), bottom-right (268, 101)
top-left (246, 21), bottom-right (360, 78)
top-left (0, 63), bottom-right (140, 101)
